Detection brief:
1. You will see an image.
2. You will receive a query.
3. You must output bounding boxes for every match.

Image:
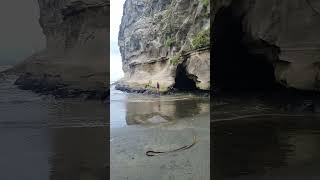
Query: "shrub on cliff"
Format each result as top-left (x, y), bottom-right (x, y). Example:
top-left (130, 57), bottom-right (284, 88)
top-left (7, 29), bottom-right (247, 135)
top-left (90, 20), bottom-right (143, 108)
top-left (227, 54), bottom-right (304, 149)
top-left (145, 80), bottom-right (153, 89)
top-left (201, 0), bottom-right (209, 7)
top-left (169, 54), bottom-right (180, 65)
top-left (191, 28), bottom-right (210, 49)
top-left (165, 37), bottom-right (175, 48)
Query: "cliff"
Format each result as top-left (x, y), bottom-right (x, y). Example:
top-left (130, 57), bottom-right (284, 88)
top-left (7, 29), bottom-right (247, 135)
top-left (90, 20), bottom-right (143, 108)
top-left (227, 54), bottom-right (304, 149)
top-left (117, 0), bottom-right (210, 92)
top-left (7, 0), bottom-right (109, 99)
top-left (117, 0), bottom-right (320, 93)
top-left (212, 0), bottom-right (320, 92)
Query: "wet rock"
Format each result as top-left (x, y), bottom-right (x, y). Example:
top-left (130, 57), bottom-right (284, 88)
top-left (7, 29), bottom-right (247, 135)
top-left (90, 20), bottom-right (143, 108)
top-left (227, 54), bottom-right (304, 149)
top-left (147, 115), bottom-right (169, 124)
top-left (15, 73), bottom-right (65, 91)
top-left (14, 72), bottom-right (108, 100)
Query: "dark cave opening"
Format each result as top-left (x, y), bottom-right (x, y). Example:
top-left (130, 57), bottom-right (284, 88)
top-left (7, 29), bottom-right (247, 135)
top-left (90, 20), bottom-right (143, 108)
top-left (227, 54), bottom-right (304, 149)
top-left (212, 7), bottom-right (277, 93)
top-left (173, 63), bottom-right (198, 91)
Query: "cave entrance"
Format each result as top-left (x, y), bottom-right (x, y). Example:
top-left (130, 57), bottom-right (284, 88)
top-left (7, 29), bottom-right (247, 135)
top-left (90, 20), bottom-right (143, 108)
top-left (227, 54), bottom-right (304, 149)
top-left (212, 7), bottom-right (277, 93)
top-left (173, 64), bottom-right (198, 91)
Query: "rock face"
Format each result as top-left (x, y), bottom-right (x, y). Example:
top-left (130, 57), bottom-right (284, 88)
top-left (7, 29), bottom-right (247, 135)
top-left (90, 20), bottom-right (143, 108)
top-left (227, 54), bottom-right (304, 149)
top-left (8, 0), bottom-right (109, 99)
top-left (118, 0), bottom-right (210, 92)
top-left (213, 0), bottom-right (320, 91)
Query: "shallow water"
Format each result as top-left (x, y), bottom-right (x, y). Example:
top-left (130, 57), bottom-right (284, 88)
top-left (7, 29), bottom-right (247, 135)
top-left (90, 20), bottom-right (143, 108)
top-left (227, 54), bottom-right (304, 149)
top-left (212, 98), bottom-right (320, 180)
top-left (0, 73), bottom-right (107, 180)
top-left (110, 85), bottom-right (210, 128)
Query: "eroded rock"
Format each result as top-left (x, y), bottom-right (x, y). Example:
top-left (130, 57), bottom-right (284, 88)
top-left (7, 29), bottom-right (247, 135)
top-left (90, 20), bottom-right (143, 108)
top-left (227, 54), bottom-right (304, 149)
top-left (7, 0), bottom-right (109, 99)
top-left (214, 0), bottom-right (320, 91)
top-left (118, 0), bottom-right (210, 92)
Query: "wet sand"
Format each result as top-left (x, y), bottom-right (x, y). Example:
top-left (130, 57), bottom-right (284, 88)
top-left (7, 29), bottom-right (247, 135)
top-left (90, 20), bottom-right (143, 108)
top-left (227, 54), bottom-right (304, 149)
top-left (212, 96), bottom-right (320, 180)
top-left (110, 86), bottom-right (210, 179)
top-left (0, 73), bottom-right (108, 180)
top-left (111, 113), bottom-right (210, 180)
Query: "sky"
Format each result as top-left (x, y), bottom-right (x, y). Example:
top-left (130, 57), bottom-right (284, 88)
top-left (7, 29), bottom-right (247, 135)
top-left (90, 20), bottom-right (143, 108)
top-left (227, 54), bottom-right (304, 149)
top-left (110, 0), bottom-right (126, 82)
top-left (0, 0), bottom-right (45, 65)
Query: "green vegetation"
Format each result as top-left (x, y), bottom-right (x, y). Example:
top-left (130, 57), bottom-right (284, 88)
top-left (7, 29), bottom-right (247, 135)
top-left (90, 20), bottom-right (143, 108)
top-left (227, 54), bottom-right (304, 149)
top-left (143, 81), bottom-right (168, 92)
top-left (159, 86), bottom-right (167, 92)
top-left (169, 54), bottom-right (181, 65)
top-left (191, 28), bottom-right (210, 50)
top-left (165, 37), bottom-right (175, 48)
top-left (145, 80), bottom-right (153, 89)
top-left (201, 0), bottom-right (209, 7)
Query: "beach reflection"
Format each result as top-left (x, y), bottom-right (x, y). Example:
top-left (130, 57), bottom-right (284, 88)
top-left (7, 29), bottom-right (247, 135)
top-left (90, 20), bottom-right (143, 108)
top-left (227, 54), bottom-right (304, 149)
top-left (110, 85), bottom-right (210, 127)
top-left (125, 95), bottom-right (210, 125)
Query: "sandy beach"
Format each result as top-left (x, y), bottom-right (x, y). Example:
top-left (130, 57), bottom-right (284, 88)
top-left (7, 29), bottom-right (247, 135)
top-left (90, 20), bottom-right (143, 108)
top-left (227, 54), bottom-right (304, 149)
top-left (110, 85), bottom-right (210, 180)
top-left (111, 113), bottom-right (210, 180)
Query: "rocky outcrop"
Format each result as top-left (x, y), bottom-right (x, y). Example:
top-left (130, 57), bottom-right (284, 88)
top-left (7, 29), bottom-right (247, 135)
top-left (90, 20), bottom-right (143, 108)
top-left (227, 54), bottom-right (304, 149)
top-left (184, 48), bottom-right (210, 90)
top-left (117, 0), bottom-right (210, 92)
top-left (213, 0), bottom-right (320, 92)
top-left (6, 0), bottom-right (109, 99)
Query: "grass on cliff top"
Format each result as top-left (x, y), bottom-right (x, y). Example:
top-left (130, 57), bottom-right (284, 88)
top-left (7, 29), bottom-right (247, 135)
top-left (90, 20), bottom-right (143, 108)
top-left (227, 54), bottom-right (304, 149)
top-left (191, 28), bottom-right (210, 50)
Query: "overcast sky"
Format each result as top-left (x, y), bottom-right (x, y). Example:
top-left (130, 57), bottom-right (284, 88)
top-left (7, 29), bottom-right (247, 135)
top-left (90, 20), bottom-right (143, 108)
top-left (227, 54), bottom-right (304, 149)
top-left (0, 0), bottom-right (45, 65)
top-left (110, 0), bottom-right (125, 82)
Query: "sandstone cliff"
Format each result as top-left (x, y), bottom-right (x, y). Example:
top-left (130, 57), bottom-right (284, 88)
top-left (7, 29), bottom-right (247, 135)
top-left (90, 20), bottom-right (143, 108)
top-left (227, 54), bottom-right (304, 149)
top-left (117, 0), bottom-right (210, 92)
top-left (7, 0), bottom-right (109, 99)
top-left (213, 0), bottom-right (320, 92)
